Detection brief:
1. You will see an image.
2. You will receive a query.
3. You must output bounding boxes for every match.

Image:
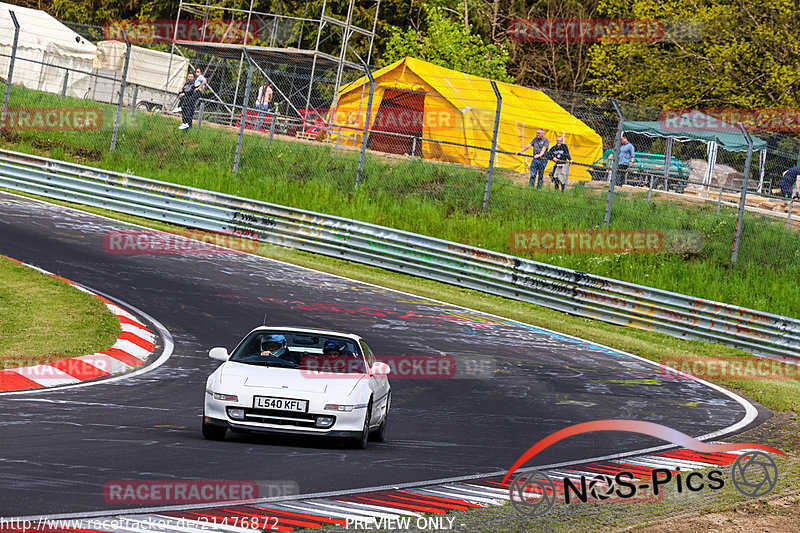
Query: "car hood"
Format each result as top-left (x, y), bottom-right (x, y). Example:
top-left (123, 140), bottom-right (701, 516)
top-left (217, 362), bottom-right (364, 396)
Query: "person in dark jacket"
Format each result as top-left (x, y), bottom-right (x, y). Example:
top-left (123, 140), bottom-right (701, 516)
top-left (547, 135), bottom-right (572, 192)
top-left (177, 73), bottom-right (194, 130)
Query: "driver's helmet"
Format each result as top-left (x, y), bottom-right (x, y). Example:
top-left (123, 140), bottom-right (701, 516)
top-left (322, 340), bottom-right (348, 356)
top-left (260, 334), bottom-right (287, 356)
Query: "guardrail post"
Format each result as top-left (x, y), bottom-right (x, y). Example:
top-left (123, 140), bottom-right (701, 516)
top-left (731, 123), bottom-right (754, 264)
top-left (482, 81), bottom-right (502, 212)
top-left (268, 111), bottom-right (276, 145)
top-left (605, 100), bottom-right (625, 226)
top-left (786, 197), bottom-right (794, 231)
top-left (60, 70), bottom-right (69, 99)
top-left (355, 65), bottom-right (375, 190)
top-left (130, 86), bottom-right (138, 117)
top-left (410, 136), bottom-right (417, 163)
top-left (197, 100), bottom-right (205, 129)
top-left (110, 35), bottom-right (131, 152)
top-left (233, 51), bottom-right (254, 173)
top-left (2, 11), bottom-right (20, 126)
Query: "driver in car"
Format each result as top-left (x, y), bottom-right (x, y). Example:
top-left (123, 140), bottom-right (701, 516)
top-left (258, 334), bottom-right (301, 364)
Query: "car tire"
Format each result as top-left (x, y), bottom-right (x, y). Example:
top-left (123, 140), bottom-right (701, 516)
top-left (202, 419), bottom-right (227, 441)
top-left (352, 400), bottom-right (372, 450)
top-left (135, 101), bottom-right (150, 112)
top-left (371, 393), bottom-right (390, 442)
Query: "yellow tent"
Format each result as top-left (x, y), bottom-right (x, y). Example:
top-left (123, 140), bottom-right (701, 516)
top-left (328, 56), bottom-right (603, 180)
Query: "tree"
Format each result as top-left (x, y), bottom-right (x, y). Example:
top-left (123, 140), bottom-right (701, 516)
top-left (381, 6), bottom-right (514, 82)
top-left (587, 0), bottom-right (800, 109)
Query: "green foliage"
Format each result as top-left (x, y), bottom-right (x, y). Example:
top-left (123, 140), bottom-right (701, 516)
top-left (587, 0), bottom-right (800, 108)
top-left (382, 6), bottom-right (514, 82)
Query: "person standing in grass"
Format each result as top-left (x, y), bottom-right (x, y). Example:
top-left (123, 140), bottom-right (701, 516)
top-left (179, 68), bottom-right (207, 130)
top-left (547, 134), bottom-right (571, 192)
top-left (779, 166), bottom-right (800, 199)
top-left (177, 73), bottom-right (194, 130)
top-left (516, 128), bottom-right (550, 188)
top-left (616, 135), bottom-right (635, 185)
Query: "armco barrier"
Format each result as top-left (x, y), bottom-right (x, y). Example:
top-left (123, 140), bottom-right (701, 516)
top-left (0, 148), bottom-right (798, 361)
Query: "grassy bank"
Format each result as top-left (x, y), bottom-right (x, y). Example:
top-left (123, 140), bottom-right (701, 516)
top-left (3, 86), bottom-right (800, 318)
top-left (0, 255), bottom-right (120, 368)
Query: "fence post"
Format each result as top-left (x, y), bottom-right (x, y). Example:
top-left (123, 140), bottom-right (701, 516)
top-left (731, 123), bottom-right (754, 264)
top-left (130, 86), bottom-right (138, 117)
top-left (197, 100), bottom-right (205, 128)
top-left (110, 35), bottom-right (131, 151)
top-left (334, 125), bottom-right (341, 154)
top-left (786, 197), bottom-right (795, 231)
top-left (355, 65), bottom-right (375, 190)
top-left (268, 110), bottom-right (275, 145)
top-left (2, 11), bottom-right (20, 126)
top-left (60, 70), bottom-right (69, 99)
top-left (716, 184), bottom-right (724, 215)
top-left (233, 51), bottom-right (254, 173)
top-left (605, 100), bottom-right (625, 226)
top-left (482, 81), bottom-right (502, 212)
top-left (410, 136), bottom-right (417, 163)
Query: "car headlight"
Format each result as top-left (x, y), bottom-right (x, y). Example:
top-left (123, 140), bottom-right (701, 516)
top-left (206, 389), bottom-right (238, 402)
top-left (227, 407), bottom-right (245, 420)
top-left (315, 415), bottom-right (335, 428)
top-left (324, 404), bottom-right (354, 412)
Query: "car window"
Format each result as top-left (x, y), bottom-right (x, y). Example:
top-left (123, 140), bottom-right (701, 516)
top-left (229, 331), bottom-right (364, 371)
top-left (360, 340), bottom-right (376, 367)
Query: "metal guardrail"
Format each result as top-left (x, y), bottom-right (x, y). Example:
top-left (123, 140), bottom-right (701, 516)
top-left (0, 147), bottom-right (798, 361)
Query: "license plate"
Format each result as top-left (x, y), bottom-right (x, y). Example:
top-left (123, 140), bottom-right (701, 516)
top-left (253, 396), bottom-right (308, 412)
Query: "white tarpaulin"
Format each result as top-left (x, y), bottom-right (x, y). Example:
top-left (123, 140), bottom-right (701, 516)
top-left (0, 2), bottom-right (95, 96)
top-left (93, 41), bottom-right (189, 94)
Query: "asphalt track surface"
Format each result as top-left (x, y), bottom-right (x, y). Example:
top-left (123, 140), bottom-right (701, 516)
top-left (0, 191), bottom-right (763, 518)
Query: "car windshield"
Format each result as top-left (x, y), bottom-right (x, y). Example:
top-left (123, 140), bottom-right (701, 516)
top-left (229, 331), bottom-right (366, 373)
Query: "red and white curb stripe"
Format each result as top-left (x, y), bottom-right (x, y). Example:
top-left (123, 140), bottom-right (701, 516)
top-left (2, 446), bottom-right (760, 532)
top-left (0, 256), bottom-right (155, 392)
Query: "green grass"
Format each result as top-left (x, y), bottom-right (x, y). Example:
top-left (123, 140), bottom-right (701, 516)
top-left (3, 84), bottom-right (800, 319)
top-left (0, 255), bottom-right (121, 368)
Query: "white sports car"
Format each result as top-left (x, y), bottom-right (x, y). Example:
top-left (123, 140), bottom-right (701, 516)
top-left (203, 326), bottom-right (391, 449)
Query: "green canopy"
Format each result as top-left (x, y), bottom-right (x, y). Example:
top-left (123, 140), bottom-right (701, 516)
top-left (624, 110), bottom-right (767, 152)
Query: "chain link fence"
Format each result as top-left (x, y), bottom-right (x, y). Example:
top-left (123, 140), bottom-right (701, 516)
top-left (2, 9), bottom-right (800, 316)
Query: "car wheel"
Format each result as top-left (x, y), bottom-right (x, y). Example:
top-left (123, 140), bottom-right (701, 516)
top-left (654, 179), bottom-right (667, 191)
top-left (202, 419), bottom-right (227, 441)
top-left (150, 104), bottom-right (163, 114)
top-left (371, 393), bottom-right (390, 442)
top-left (134, 101), bottom-right (150, 112)
top-left (352, 400), bottom-right (372, 449)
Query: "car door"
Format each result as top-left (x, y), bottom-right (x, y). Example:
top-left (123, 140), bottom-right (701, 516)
top-left (360, 340), bottom-right (389, 424)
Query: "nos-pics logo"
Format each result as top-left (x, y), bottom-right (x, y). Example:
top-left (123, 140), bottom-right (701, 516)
top-left (505, 420), bottom-right (782, 517)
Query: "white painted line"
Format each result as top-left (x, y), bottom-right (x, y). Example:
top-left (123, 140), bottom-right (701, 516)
top-left (75, 354), bottom-right (132, 374)
top-left (12, 365), bottom-right (80, 387)
top-left (407, 488), bottom-right (499, 506)
top-left (121, 322), bottom-right (154, 340)
top-left (111, 339), bottom-right (150, 360)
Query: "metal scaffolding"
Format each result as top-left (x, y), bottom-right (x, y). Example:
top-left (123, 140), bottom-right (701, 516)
top-left (169, 0), bottom-right (380, 122)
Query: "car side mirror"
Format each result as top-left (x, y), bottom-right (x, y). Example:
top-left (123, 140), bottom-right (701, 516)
top-left (371, 362), bottom-right (391, 375)
top-left (209, 347), bottom-right (229, 361)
